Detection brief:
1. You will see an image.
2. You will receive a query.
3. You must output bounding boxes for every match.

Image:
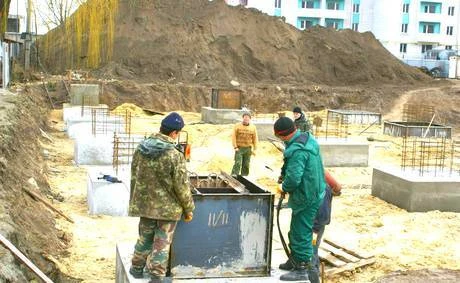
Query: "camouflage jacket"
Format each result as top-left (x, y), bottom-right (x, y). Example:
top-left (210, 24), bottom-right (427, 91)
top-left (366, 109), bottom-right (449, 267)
top-left (294, 113), bottom-right (312, 133)
top-left (129, 133), bottom-right (195, 221)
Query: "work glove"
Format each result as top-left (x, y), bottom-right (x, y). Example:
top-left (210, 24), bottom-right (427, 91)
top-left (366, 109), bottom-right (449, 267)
top-left (184, 212), bottom-right (193, 222)
top-left (276, 184), bottom-right (284, 195)
top-left (277, 175), bottom-right (283, 184)
top-left (252, 150), bottom-right (256, 156)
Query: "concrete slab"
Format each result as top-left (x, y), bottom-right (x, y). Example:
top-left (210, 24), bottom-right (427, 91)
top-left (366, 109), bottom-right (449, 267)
top-left (74, 136), bottom-right (113, 165)
top-left (67, 117), bottom-right (126, 139)
top-left (318, 138), bottom-right (369, 167)
top-left (116, 242), bottom-right (288, 283)
top-left (87, 167), bottom-right (131, 216)
top-left (201, 107), bottom-right (247, 124)
top-left (371, 167), bottom-right (460, 212)
top-left (70, 84), bottom-right (100, 106)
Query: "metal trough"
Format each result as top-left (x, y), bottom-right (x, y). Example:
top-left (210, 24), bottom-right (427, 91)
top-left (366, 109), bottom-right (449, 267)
top-left (169, 175), bottom-right (274, 279)
top-left (383, 121), bottom-right (452, 138)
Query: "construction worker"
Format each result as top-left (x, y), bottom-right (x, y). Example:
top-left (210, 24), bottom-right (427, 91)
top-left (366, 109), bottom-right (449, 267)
top-left (279, 169), bottom-right (342, 283)
top-left (274, 117), bottom-right (325, 282)
top-left (128, 112), bottom-right (195, 282)
top-left (293, 106), bottom-right (312, 133)
top-left (231, 112), bottom-right (258, 176)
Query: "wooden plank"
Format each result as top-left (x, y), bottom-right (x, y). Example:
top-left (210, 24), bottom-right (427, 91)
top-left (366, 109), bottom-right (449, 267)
top-left (325, 257), bottom-right (376, 276)
top-left (0, 234), bottom-right (54, 283)
top-left (318, 248), bottom-right (347, 267)
top-left (23, 187), bottom-right (74, 223)
top-left (321, 242), bottom-right (360, 263)
top-left (323, 238), bottom-right (374, 259)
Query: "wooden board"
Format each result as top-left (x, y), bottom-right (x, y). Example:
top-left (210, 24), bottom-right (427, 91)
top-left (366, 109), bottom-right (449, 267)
top-left (319, 238), bottom-right (375, 276)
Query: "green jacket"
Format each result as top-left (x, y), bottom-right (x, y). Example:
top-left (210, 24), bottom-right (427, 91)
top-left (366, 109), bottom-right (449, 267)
top-left (129, 133), bottom-right (195, 221)
top-left (281, 131), bottom-right (325, 214)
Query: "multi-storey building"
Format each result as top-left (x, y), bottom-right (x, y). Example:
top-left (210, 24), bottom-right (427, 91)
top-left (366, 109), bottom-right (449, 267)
top-left (225, 0), bottom-right (460, 60)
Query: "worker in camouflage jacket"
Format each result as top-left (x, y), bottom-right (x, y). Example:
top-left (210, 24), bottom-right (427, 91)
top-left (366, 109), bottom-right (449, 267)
top-left (293, 106), bottom-right (312, 133)
top-left (129, 112), bottom-right (195, 282)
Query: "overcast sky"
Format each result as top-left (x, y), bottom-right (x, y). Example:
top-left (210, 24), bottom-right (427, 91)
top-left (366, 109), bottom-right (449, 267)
top-left (9, 0), bottom-right (81, 34)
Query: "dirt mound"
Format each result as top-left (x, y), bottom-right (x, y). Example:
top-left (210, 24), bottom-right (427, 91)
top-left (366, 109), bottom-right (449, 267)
top-left (40, 0), bottom-right (428, 86)
top-left (0, 88), bottom-right (74, 281)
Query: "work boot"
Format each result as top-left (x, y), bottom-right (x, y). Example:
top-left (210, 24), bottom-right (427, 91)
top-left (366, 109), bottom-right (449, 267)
top-left (279, 262), bottom-right (311, 282)
top-left (129, 266), bottom-right (144, 279)
top-left (148, 275), bottom-right (172, 283)
top-left (279, 258), bottom-right (295, 270)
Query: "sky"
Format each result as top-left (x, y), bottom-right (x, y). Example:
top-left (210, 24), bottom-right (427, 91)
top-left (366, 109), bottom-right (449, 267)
top-left (9, 0), bottom-right (81, 34)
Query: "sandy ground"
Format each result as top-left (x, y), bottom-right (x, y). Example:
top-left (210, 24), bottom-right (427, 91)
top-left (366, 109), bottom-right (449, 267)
top-left (44, 106), bottom-right (460, 282)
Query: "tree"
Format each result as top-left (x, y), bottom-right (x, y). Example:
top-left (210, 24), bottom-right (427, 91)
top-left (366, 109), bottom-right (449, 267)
top-left (36, 0), bottom-right (85, 30)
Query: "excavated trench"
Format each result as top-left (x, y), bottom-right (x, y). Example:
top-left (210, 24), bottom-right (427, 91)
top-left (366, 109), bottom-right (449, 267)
top-left (0, 87), bottom-right (78, 282)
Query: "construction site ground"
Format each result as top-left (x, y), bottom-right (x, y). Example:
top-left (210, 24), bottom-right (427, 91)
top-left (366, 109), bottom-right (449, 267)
top-left (0, 79), bottom-right (459, 282)
top-left (34, 82), bottom-right (459, 282)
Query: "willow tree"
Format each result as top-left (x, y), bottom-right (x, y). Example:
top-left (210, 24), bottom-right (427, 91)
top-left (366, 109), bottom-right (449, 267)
top-left (0, 0), bottom-right (12, 39)
top-left (40, 0), bottom-right (118, 70)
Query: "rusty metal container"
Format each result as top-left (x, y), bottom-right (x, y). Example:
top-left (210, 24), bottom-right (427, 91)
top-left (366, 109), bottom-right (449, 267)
top-left (211, 88), bottom-right (242, 109)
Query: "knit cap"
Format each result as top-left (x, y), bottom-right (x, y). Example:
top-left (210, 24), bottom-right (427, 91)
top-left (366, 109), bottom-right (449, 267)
top-left (274, 117), bottom-right (296, 136)
top-left (161, 112), bottom-right (184, 130)
top-left (293, 107), bottom-right (302, 114)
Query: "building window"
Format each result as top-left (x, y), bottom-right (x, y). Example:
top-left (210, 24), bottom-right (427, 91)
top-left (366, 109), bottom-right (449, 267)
top-left (447, 26), bottom-right (453, 35)
top-left (423, 4), bottom-right (436, 13)
top-left (422, 24), bottom-right (435, 33)
top-left (353, 4), bottom-right (360, 13)
top-left (275, 0), bottom-right (281, 8)
top-left (446, 45), bottom-right (452, 50)
top-left (301, 1), bottom-right (314, 8)
top-left (300, 20), bottom-right (314, 29)
top-left (326, 21), bottom-right (339, 29)
top-left (401, 23), bottom-right (408, 33)
top-left (448, 6), bottom-right (455, 16)
top-left (400, 43), bottom-right (407, 53)
top-left (327, 1), bottom-right (340, 10)
top-left (422, 44), bottom-right (433, 53)
top-left (403, 3), bottom-right (409, 13)
top-left (352, 23), bottom-right (359, 31)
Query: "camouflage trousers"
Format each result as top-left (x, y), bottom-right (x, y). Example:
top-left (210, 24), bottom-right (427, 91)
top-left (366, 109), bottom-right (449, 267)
top-left (131, 217), bottom-right (177, 277)
top-left (231, 146), bottom-right (252, 176)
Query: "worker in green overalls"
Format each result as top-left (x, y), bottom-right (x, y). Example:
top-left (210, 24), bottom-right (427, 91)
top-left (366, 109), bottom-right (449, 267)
top-left (274, 117), bottom-right (325, 282)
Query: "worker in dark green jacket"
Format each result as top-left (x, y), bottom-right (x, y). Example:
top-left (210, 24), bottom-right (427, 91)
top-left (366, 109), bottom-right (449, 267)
top-left (274, 117), bottom-right (326, 282)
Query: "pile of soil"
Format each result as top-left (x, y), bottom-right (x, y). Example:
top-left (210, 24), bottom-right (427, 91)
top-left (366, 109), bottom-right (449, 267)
top-left (41, 0), bottom-right (428, 86)
top-left (0, 88), bottom-right (74, 281)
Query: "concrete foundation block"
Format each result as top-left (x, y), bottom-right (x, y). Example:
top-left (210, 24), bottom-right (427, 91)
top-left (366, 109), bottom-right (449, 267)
top-left (201, 107), bottom-right (247, 124)
top-left (371, 167), bottom-right (460, 212)
top-left (253, 121), bottom-right (275, 141)
top-left (318, 139), bottom-right (369, 167)
top-left (74, 136), bottom-right (113, 165)
top-left (87, 167), bottom-right (130, 216)
top-left (70, 84), bottom-right (100, 106)
top-left (63, 103), bottom-right (108, 123)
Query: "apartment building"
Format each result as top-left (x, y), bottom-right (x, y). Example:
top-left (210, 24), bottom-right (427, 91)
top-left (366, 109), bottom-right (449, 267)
top-left (225, 0), bottom-right (460, 59)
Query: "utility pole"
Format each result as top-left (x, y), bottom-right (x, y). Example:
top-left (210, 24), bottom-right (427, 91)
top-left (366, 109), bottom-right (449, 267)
top-left (25, 0), bottom-right (32, 70)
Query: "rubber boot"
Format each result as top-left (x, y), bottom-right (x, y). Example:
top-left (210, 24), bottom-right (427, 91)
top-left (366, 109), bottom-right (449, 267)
top-left (279, 258), bottom-right (295, 270)
top-left (148, 275), bottom-right (172, 283)
top-left (129, 266), bottom-right (144, 279)
top-left (279, 262), bottom-right (311, 282)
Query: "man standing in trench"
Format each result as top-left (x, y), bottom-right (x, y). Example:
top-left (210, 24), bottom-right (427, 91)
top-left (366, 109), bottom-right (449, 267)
top-left (128, 112), bottom-right (195, 282)
top-left (231, 112), bottom-right (258, 176)
top-left (274, 117), bottom-right (325, 282)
